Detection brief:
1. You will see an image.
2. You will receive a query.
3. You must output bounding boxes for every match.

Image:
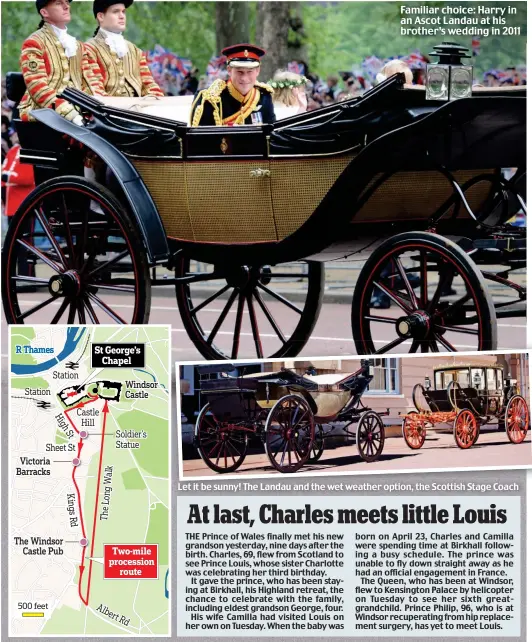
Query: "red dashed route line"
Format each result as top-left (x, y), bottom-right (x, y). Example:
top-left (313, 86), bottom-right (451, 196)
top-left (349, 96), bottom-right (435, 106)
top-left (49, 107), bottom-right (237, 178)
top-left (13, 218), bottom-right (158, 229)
top-left (65, 393), bottom-right (109, 607)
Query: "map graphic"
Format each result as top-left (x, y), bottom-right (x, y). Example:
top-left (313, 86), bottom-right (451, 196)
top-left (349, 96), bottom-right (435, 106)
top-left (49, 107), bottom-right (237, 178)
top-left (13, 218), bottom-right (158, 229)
top-left (9, 325), bottom-right (170, 637)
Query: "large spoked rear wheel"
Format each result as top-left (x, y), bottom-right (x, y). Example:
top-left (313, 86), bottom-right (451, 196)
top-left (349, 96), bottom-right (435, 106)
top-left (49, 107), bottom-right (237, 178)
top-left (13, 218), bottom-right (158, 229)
top-left (2, 176), bottom-right (150, 324)
top-left (402, 411), bottom-right (427, 450)
top-left (195, 403), bottom-right (248, 473)
top-left (351, 232), bottom-right (497, 354)
top-left (175, 257), bottom-right (324, 359)
top-left (356, 411), bottom-right (385, 462)
top-left (264, 395), bottom-right (315, 473)
top-left (505, 395), bottom-right (529, 444)
top-left (453, 409), bottom-right (479, 449)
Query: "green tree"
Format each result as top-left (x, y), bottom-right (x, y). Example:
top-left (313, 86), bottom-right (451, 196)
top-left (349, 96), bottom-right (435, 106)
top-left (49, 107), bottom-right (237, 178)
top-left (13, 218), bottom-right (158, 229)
top-left (2, 1), bottom-right (526, 79)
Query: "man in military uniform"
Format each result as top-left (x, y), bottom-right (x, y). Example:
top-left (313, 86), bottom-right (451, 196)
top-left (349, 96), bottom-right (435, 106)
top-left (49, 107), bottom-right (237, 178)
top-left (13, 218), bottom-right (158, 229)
top-left (191, 44), bottom-right (275, 126)
top-left (19, 0), bottom-right (101, 124)
top-left (83, 0), bottom-right (163, 98)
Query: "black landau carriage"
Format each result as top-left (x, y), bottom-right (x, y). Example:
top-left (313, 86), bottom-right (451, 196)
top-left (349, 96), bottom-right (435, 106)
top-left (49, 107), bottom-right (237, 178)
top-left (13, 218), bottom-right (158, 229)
top-left (403, 364), bottom-right (529, 450)
top-left (2, 67), bottom-right (526, 358)
top-left (195, 360), bottom-right (386, 473)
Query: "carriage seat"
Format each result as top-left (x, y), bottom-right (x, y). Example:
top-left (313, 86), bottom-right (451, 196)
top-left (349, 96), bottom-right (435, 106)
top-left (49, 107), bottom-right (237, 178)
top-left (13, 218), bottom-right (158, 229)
top-left (427, 387), bottom-right (479, 412)
top-left (303, 373), bottom-right (357, 392)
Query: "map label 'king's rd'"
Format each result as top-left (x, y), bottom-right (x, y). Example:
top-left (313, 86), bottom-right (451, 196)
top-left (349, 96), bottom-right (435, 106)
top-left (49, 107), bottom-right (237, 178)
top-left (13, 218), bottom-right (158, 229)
top-left (9, 326), bottom-right (171, 637)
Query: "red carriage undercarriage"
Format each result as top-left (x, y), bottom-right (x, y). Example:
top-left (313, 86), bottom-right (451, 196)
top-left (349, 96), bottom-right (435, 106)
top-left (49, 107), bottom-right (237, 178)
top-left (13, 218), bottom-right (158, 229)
top-left (402, 365), bottom-right (529, 450)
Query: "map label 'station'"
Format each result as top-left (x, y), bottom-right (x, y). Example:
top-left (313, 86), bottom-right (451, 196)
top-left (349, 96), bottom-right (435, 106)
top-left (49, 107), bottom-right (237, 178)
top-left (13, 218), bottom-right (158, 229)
top-left (91, 343), bottom-right (145, 368)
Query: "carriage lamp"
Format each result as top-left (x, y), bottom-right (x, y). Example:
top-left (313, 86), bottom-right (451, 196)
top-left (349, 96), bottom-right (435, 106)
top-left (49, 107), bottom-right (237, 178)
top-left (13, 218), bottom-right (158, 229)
top-left (473, 371), bottom-right (482, 389)
top-left (426, 42), bottom-right (473, 101)
top-left (424, 376), bottom-right (431, 390)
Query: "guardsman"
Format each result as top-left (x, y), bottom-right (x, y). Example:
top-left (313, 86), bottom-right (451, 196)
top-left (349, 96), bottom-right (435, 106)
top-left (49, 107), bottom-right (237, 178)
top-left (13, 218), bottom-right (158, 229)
top-left (19, 0), bottom-right (101, 124)
top-left (83, 0), bottom-right (164, 98)
top-left (191, 44), bottom-right (275, 126)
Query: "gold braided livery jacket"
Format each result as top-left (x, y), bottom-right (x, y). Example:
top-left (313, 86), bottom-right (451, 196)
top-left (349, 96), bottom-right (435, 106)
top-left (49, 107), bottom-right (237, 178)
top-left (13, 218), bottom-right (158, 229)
top-left (19, 23), bottom-right (101, 122)
top-left (83, 31), bottom-right (163, 98)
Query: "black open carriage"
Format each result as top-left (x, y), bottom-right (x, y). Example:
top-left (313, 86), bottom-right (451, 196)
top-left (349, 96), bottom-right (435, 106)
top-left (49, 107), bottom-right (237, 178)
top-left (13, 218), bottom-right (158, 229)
top-left (402, 364), bottom-right (529, 450)
top-left (2, 66), bottom-right (526, 358)
top-left (195, 360), bottom-right (386, 473)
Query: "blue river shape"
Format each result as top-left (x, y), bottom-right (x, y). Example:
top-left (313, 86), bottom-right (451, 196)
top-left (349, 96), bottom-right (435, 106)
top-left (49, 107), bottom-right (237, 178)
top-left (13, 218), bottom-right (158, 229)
top-left (134, 368), bottom-right (167, 391)
top-left (11, 327), bottom-right (87, 375)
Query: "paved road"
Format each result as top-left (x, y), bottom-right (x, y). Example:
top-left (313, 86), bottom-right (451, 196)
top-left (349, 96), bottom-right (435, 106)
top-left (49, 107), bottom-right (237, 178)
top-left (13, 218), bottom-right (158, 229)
top-left (2, 288), bottom-right (526, 362)
top-left (182, 424), bottom-right (532, 478)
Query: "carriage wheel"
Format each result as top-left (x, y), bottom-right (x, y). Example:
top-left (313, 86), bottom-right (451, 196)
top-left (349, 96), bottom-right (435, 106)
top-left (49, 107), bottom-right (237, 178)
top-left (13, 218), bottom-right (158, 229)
top-left (505, 395), bottom-right (529, 444)
top-left (264, 395), bottom-right (315, 473)
top-left (402, 411), bottom-right (427, 450)
top-left (175, 257), bottom-right (324, 359)
top-left (453, 409), bottom-right (479, 449)
top-left (195, 403), bottom-right (248, 473)
top-left (351, 232), bottom-right (497, 354)
top-left (357, 411), bottom-right (385, 462)
top-left (2, 176), bottom-right (150, 324)
top-left (306, 424), bottom-right (325, 464)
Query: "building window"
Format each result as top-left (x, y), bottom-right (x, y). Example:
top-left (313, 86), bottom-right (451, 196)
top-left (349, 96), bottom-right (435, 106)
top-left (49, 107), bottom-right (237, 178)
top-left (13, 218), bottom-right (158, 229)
top-left (368, 358), bottom-right (399, 394)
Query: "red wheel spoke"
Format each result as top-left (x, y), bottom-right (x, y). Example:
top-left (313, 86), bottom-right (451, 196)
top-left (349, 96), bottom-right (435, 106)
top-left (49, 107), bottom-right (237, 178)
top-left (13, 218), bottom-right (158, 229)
top-left (87, 249), bottom-right (130, 278)
top-left (88, 283), bottom-right (136, 293)
top-left (78, 300), bottom-right (86, 324)
top-left (419, 250), bottom-right (428, 307)
top-left (231, 293), bottom-right (245, 359)
top-left (253, 291), bottom-right (287, 343)
top-left (87, 293), bottom-right (127, 324)
top-left (375, 336), bottom-right (406, 354)
top-left (364, 315), bottom-right (397, 325)
top-left (207, 289), bottom-right (238, 344)
top-left (34, 207), bottom-right (68, 269)
top-left (83, 297), bottom-right (99, 323)
top-left (257, 283), bottom-right (303, 315)
top-left (373, 281), bottom-right (413, 313)
top-left (60, 194), bottom-right (77, 262)
top-left (17, 239), bottom-right (62, 273)
top-left (246, 293), bottom-right (264, 359)
top-left (435, 324), bottom-right (478, 336)
top-left (392, 256), bottom-right (418, 309)
top-left (51, 298), bottom-right (70, 323)
top-left (67, 301), bottom-right (77, 324)
top-left (191, 285), bottom-right (230, 315)
top-left (19, 296), bottom-right (58, 320)
top-left (11, 276), bottom-right (49, 286)
top-left (434, 333), bottom-right (457, 352)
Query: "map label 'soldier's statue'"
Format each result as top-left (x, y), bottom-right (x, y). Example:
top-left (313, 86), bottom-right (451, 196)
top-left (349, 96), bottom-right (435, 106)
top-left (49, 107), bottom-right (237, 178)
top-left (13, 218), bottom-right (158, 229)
top-left (191, 44), bottom-right (276, 126)
top-left (83, 0), bottom-right (164, 98)
top-left (19, 0), bottom-right (101, 124)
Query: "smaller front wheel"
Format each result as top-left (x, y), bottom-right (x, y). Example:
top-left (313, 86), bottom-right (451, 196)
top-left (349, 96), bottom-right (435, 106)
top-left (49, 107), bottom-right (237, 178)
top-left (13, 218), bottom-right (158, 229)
top-left (402, 411), bottom-right (427, 449)
top-left (505, 395), bottom-right (529, 444)
top-left (195, 403), bottom-right (248, 473)
top-left (453, 409), bottom-right (479, 449)
top-left (264, 395), bottom-right (315, 473)
top-left (357, 411), bottom-right (385, 462)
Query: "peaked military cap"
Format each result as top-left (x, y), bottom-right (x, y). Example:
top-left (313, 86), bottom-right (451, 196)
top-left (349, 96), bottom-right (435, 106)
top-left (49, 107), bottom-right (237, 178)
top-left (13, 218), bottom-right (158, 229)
top-left (222, 43), bottom-right (266, 69)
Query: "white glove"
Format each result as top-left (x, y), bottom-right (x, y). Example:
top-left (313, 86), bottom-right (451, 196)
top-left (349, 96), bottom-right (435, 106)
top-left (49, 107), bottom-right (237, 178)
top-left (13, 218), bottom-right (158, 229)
top-left (72, 113), bottom-right (84, 127)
